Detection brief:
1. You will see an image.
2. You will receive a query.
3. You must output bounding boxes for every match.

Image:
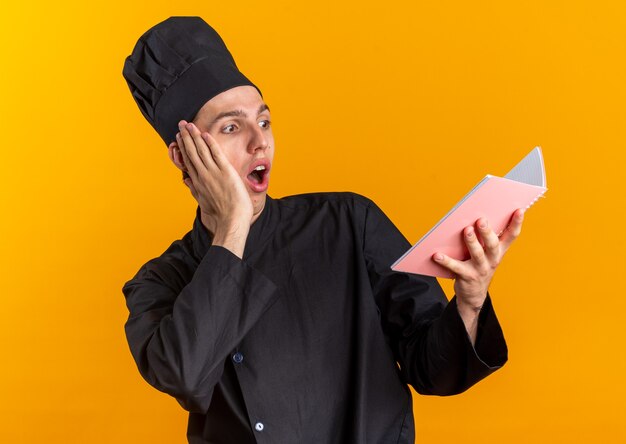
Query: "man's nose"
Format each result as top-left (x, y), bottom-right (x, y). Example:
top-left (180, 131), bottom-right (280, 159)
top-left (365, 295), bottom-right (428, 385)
top-left (247, 124), bottom-right (269, 153)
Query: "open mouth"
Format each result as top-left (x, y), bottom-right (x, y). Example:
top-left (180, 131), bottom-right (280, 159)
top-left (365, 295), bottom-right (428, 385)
top-left (248, 165), bottom-right (267, 183)
top-left (246, 161), bottom-right (270, 192)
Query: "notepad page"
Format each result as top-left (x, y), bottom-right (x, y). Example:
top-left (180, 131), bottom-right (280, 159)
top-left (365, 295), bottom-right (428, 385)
top-left (412, 176), bottom-right (490, 246)
top-left (392, 175), bottom-right (547, 278)
top-left (504, 146), bottom-right (546, 187)
top-left (409, 147), bottom-right (545, 247)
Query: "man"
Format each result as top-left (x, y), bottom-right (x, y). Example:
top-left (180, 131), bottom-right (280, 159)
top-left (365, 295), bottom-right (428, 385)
top-left (122, 16), bottom-right (522, 443)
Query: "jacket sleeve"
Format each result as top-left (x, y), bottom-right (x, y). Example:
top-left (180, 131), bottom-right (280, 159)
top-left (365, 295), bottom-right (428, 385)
top-left (122, 245), bottom-right (279, 413)
top-left (362, 198), bottom-right (508, 396)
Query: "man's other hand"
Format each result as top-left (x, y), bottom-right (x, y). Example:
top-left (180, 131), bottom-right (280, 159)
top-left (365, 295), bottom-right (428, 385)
top-left (432, 209), bottom-right (525, 342)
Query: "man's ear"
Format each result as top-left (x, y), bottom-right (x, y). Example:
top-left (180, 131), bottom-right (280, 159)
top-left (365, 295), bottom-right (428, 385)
top-left (168, 141), bottom-right (186, 172)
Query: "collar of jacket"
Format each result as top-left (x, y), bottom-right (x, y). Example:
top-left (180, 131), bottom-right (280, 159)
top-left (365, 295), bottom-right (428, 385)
top-left (191, 194), bottom-right (278, 262)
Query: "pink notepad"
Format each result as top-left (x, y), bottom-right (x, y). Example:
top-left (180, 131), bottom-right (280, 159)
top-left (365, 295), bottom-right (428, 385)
top-left (391, 147), bottom-right (547, 279)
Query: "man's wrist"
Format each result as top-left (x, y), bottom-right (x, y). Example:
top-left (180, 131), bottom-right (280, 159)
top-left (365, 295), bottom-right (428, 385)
top-left (455, 289), bottom-right (487, 312)
top-left (456, 298), bottom-right (483, 314)
top-left (212, 224), bottom-right (249, 259)
top-left (455, 296), bottom-right (485, 346)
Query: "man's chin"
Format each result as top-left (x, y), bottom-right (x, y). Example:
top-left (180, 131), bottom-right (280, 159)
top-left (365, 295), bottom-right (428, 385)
top-left (250, 191), bottom-right (267, 213)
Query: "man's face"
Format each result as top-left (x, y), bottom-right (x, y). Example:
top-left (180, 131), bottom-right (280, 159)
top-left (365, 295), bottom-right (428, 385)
top-left (192, 85), bottom-right (274, 217)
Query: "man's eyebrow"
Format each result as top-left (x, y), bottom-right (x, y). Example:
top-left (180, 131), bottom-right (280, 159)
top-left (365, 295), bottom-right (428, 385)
top-left (208, 103), bottom-right (271, 128)
top-left (258, 103), bottom-right (270, 115)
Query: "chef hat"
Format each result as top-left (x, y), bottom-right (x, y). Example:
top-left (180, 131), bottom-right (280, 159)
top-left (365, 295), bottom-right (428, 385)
top-left (122, 16), bottom-right (262, 146)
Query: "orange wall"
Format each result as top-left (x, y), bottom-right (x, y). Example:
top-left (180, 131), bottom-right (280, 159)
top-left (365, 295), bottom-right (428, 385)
top-left (1, 1), bottom-right (625, 442)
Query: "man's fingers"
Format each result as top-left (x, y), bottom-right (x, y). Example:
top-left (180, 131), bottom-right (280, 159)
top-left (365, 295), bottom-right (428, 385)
top-left (178, 121), bottom-right (207, 174)
top-left (475, 218), bottom-right (500, 261)
top-left (176, 131), bottom-right (198, 181)
top-left (463, 225), bottom-right (488, 266)
top-left (201, 131), bottom-right (230, 171)
top-left (433, 252), bottom-right (468, 277)
top-left (185, 122), bottom-right (219, 172)
top-left (499, 209), bottom-right (524, 251)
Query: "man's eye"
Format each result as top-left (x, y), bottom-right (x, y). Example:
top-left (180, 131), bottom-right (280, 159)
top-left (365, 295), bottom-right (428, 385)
top-left (222, 124), bottom-right (237, 133)
top-left (259, 120), bottom-right (271, 129)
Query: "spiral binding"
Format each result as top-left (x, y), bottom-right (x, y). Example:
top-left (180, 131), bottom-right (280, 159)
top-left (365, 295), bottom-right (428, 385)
top-left (526, 192), bottom-right (546, 210)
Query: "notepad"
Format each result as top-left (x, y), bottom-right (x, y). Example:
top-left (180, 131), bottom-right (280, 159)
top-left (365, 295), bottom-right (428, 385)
top-left (391, 147), bottom-right (547, 279)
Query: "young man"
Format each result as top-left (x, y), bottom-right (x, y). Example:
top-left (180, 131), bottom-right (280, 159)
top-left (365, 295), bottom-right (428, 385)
top-left (122, 16), bottom-right (523, 443)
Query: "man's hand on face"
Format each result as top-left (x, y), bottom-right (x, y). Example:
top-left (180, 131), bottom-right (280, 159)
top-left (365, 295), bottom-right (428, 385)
top-left (173, 120), bottom-right (253, 257)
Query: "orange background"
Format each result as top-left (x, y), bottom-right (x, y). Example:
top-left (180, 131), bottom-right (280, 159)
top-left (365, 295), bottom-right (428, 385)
top-left (1, 1), bottom-right (625, 442)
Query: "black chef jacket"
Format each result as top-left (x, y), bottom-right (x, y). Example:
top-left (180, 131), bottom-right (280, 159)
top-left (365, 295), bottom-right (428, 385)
top-left (122, 192), bottom-right (508, 443)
